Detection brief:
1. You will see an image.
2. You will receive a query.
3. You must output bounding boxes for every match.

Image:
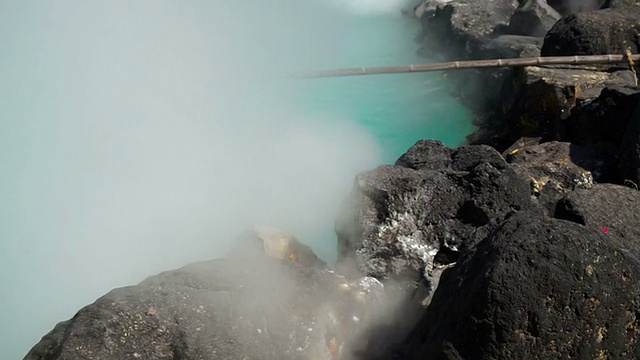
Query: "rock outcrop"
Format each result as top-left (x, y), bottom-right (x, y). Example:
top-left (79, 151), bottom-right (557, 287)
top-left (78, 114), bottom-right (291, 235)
top-left (335, 140), bottom-right (532, 308)
top-left (25, 228), bottom-right (417, 360)
top-left (419, 0), bottom-right (520, 59)
top-left (334, 141), bottom-right (640, 359)
top-left (505, 0), bottom-right (561, 37)
top-left (24, 2), bottom-right (640, 359)
top-left (541, 7), bottom-right (640, 56)
top-left (400, 210), bottom-right (640, 359)
top-left (504, 141), bottom-right (614, 212)
top-left (25, 140), bottom-right (640, 360)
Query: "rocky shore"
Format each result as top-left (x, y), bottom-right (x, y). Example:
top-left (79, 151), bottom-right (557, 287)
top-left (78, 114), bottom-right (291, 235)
top-left (25, 1), bottom-right (640, 359)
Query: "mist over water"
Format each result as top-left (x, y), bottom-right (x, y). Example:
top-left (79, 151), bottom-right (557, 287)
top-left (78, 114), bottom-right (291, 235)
top-left (0, 0), bottom-right (471, 357)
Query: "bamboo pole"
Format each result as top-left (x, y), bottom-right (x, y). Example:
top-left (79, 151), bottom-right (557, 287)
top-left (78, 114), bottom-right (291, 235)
top-left (295, 54), bottom-right (640, 79)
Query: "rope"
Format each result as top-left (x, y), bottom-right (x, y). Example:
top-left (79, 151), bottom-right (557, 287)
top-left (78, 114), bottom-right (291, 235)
top-left (294, 54), bottom-right (640, 79)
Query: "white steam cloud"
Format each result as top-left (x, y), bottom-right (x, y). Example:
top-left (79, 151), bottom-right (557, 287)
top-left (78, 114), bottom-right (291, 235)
top-left (331, 0), bottom-right (418, 15)
top-left (0, 0), bottom-right (383, 357)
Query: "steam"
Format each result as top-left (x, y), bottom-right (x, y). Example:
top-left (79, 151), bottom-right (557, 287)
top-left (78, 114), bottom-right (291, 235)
top-left (331, 0), bottom-right (418, 15)
top-left (0, 0), bottom-right (385, 357)
top-left (549, 0), bottom-right (606, 14)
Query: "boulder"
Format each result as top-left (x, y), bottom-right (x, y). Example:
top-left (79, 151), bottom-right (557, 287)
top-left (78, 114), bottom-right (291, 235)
top-left (563, 87), bottom-right (640, 152)
top-left (601, 0), bottom-right (640, 9)
top-left (25, 230), bottom-right (410, 360)
top-left (555, 184), bottom-right (640, 259)
top-left (336, 141), bottom-right (532, 301)
top-left (25, 258), bottom-right (339, 359)
top-left (395, 139), bottom-right (453, 170)
top-left (398, 211), bottom-right (640, 359)
top-left (547, 0), bottom-right (607, 15)
top-left (497, 66), bottom-right (637, 150)
top-left (474, 35), bottom-right (543, 58)
top-left (541, 7), bottom-right (640, 56)
top-left (617, 103), bottom-right (640, 185)
top-left (252, 225), bottom-right (326, 268)
top-left (505, 141), bottom-right (615, 211)
top-left (506, 0), bottom-right (562, 37)
top-left (419, 0), bottom-right (520, 59)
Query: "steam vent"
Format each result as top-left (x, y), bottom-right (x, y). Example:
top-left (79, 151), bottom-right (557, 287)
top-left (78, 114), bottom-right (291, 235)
top-left (12, 0), bottom-right (640, 358)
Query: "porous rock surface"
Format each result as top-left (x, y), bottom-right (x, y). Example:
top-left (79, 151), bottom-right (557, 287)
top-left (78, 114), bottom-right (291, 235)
top-left (504, 141), bottom-right (614, 211)
top-left (25, 140), bottom-right (640, 360)
top-left (506, 0), bottom-right (561, 37)
top-left (399, 210), bottom-right (640, 359)
top-left (419, 0), bottom-right (520, 58)
top-left (541, 7), bottom-right (640, 56)
top-left (25, 230), bottom-right (404, 360)
top-left (335, 140), bottom-right (532, 285)
top-left (336, 141), bottom-right (640, 359)
top-left (25, 2), bottom-right (640, 358)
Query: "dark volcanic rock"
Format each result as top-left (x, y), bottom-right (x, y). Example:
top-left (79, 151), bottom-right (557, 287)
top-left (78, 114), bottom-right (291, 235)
top-left (618, 103), bottom-right (640, 184)
top-left (395, 139), bottom-right (453, 170)
top-left (548, 0), bottom-right (607, 15)
top-left (475, 35), bottom-right (543, 58)
top-left (419, 0), bottom-right (520, 59)
top-left (336, 141), bottom-right (531, 290)
top-left (601, 0), bottom-right (640, 8)
top-left (506, 0), bottom-right (561, 37)
top-left (555, 184), bottom-right (640, 259)
top-left (26, 258), bottom-right (333, 360)
top-left (563, 86), bottom-right (640, 152)
top-left (25, 246), bottom-right (408, 360)
top-left (505, 141), bottom-right (615, 211)
top-left (541, 7), bottom-right (640, 56)
top-left (497, 66), bottom-right (637, 150)
top-left (561, 86), bottom-right (640, 184)
top-left (400, 211), bottom-right (640, 359)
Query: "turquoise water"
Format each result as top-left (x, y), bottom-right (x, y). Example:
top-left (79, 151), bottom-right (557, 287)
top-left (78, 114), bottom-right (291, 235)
top-left (0, 1), bottom-right (472, 358)
top-left (295, 13), bottom-right (474, 164)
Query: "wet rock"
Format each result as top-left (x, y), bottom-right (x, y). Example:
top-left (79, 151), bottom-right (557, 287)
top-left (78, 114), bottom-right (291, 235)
top-left (400, 211), bottom-right (640, 359)
top-left (541, 7), bottom-right (640, 56)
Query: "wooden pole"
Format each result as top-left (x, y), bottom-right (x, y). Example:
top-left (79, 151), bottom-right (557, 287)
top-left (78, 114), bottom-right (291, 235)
top-left (295, 54), bottom-right (640, 79)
